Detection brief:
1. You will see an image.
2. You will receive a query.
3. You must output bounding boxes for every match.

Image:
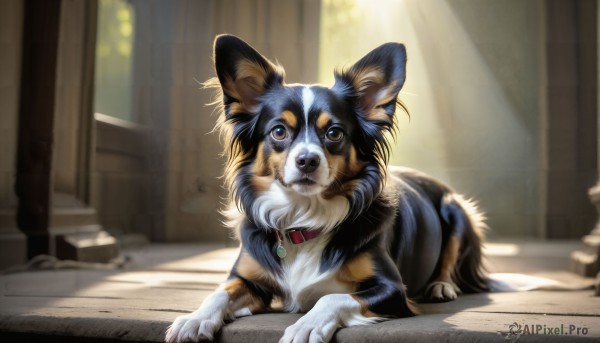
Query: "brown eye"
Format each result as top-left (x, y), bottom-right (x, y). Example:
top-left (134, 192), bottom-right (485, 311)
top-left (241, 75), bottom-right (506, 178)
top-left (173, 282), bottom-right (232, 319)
top-left (271, 125), bottom-right (287, 140)
top-left (325, 127), bottom-right (344, 142)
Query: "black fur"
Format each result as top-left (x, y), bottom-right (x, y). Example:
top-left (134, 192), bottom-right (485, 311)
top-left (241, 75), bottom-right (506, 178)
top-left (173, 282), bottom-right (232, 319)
top-left (166, 35), bottom-right (491, 343)
top-left (213, 34), bottom-right (487, 318)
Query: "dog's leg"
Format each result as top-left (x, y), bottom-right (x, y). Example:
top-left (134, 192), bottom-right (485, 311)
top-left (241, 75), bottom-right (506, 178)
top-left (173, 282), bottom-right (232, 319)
top-left (426, 234), bottom-right (462, 301)
top-left (279, 293), bottom-right (378, 343)
top-left (165, 278), bottom-right (266, 343)
top-left (281, 254), bottom-right (416, 343)
top-left (280, 284), bottom-right (416, 343)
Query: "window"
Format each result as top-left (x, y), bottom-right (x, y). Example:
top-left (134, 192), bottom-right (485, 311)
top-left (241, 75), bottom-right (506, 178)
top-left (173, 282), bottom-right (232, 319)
top-left (94, 0), bottom-right (136, 122)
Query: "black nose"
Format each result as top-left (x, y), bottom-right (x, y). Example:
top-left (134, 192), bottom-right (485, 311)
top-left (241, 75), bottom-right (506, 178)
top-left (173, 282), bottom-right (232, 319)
top-left (296, 152), bottom-right (320, 173)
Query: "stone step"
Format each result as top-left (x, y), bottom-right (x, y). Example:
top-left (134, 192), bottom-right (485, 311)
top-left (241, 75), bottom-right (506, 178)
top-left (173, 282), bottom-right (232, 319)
top-left (570, 250), bottom-right (599, 277)
top-left (581, 234), bottom-right (600, 254)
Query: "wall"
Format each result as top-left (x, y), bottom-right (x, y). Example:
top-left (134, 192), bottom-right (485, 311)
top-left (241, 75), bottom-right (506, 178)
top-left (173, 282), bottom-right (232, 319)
top-left (543, 0), bottom-right (597, 239)
top-left (91, 0), bottom-right (175, 242)
top-left (164, 0), bottom-right (320, 243)
top-left (320, 0), bottom-right (545, 237)
top-left (89, 0), bottom-right (321, 242)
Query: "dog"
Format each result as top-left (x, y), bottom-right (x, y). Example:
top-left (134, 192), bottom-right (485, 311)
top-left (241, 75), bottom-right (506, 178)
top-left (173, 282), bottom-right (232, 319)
top-left (166, 34), bottom-right (489, 343)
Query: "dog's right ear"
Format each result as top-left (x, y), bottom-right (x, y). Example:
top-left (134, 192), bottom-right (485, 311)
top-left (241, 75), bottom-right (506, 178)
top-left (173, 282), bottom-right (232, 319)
top-left (334, 43), bottom-right (406, 126)
top-left (214, 35), bottom-right (284, 114)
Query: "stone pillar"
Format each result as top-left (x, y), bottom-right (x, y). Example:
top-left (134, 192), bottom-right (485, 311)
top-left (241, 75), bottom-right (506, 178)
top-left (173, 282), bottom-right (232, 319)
top-left (570, 0), bottom-right (600, 288)
top-left (571, 184), bottom-right (600, 277)
top-left (15, 0), bottom-right (62, 259)
top-left (51, 0), bottom-right (119, 262)
top-left (0, 0), bottom-right (27, 270)
top-left (14, 0), bottom-right (118, 265)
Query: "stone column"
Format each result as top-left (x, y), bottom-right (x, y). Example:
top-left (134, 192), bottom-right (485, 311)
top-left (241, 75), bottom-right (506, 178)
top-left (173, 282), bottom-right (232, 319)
top-left (50, 0), bottom-right (119, 262)
top-left (15, 0), bottom-right (62, 259)
top-left (14, 0), bottom-right (117, 264)
top-left (570, 1), bottom-right (600, 294)
top-left (0, 0), bottom-right (27, 270)
top-left (571, 185), bottom-right (600, 278)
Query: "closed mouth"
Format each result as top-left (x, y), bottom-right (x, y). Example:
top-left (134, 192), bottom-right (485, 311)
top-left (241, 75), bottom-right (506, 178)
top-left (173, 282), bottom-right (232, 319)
top-left (294, 178), bottom-right (317, 186)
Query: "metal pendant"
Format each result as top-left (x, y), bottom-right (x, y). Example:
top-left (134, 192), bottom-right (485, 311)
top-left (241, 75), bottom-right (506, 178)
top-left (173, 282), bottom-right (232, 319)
top-left (276, 244), bottom-right (287, 259)
top-left (275, 230), bottom-right (287, 259)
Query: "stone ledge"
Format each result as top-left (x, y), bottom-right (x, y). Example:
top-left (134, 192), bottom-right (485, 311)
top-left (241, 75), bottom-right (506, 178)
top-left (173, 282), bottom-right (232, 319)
top-left (0, 242), bottom-right (599, 342)
top-left (1, 303), bottom-right (599, 343)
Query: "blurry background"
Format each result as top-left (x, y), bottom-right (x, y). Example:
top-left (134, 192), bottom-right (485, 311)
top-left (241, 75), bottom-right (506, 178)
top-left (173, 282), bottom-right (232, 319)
top-left (0, 0), bottom-right (598, 268)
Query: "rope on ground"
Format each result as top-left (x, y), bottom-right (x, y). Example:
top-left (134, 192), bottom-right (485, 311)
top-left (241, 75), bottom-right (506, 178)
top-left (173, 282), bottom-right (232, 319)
top-left (2, 254), bottom-right (129, 275)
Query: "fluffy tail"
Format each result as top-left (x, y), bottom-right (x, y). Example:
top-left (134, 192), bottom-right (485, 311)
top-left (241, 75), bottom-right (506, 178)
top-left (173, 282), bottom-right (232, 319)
top-left (442, 194), bottom-right (594, 294)
top-left (444, 195), bottom-right (490, 293)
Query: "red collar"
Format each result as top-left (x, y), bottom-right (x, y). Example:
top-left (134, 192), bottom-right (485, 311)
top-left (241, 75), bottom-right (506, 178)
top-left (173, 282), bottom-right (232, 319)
top-left (275, 228), bottom-right (321, 244)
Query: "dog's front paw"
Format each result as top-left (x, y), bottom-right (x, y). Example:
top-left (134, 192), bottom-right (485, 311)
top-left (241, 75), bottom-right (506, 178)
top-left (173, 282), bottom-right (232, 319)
top-left (165, 312), bottom-right (222, 343)
top-left (426, 281), bottom-right (461, 302)
top-left (279, 313), bottom-right (338, 343)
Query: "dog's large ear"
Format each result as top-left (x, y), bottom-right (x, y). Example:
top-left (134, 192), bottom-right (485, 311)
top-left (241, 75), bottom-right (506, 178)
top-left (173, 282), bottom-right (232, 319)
top-left (334, 43), bottom-right (406, 124)
top-left (213, 35), bottom-right (284, 113)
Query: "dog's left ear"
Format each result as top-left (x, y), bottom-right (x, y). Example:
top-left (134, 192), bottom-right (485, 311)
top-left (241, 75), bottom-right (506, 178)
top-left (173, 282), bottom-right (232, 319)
top-left (213, 35), bottom-right (285, 114)
top-left (335, 43), bottom-right (407, 124)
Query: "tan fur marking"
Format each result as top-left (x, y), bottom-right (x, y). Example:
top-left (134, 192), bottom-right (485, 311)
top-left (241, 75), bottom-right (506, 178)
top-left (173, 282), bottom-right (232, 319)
top-left (328, 154), bottom-right (345, 183)
top-left (237, 252), bottom-right (280, 294)
top-left (364, 79), bottom-right (398, 122)
top-left (352, 292), bottom-right (420, 318)
top-left (281, 110), bottom-right (297, 128)
top-left (222, 278), bottom-right (266, 314)
top-left (374, 80), bottom-right (398, 106)
top-left (322, 179), bottom-right (359, 200)
top-left (322, 145), bottom-right (365, 199)
top-left (222, 278), bottom-right (246, 299)
top-left (367, 107), bottom-right (392, 123)
top-left (223, 77), bottom-right (242, 102)
top-left (439, 235), bottom-right (461, 282)
top-left (225, 142), bottom-right (251, 193)
top-left (223, 59), bottom-right (282, 112)
top-left (250, 142), bottom-right (275, 192)
top-left (251, 175), bottom-right (273, 193)
top-left (351, 294), bottom-right (379, 317)
top-left (236, 59), bottom-right (268, 85)
top-left (351, 67), bottom-right (384, 92)
top-left (346, 145), bottom-right (364, 176)
top-left (321, 146), bottom-right (345, 199)
top-left (227, 102), bottom-right (246, 115)
top-left (252, 142), bottom-right (267, 175)
top-left (350, 65), bottom-right (398, 123)
top-left (337, 253), bottom-right (374, 284)
top-left (316, 112), bottom-right (332, 130)
top-left (407, 298), bottom-right (420, 315)
top-left (268, 150), bottom-right (287, 180)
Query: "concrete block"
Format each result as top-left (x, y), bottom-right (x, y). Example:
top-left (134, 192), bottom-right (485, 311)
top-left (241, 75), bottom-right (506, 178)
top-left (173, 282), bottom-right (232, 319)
top-left (55, 230), bottom-right (119, 263)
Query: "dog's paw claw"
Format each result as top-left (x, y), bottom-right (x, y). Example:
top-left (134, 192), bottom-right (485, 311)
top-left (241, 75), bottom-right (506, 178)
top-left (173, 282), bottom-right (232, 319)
top-left (280, 324), bottom-right (328, 343)
top-left (280, 316), bottom-right (337, 343)
top-left (165, 313), bottom-right (219, 343)
top-left (426, 281), bottom-right (461, 302)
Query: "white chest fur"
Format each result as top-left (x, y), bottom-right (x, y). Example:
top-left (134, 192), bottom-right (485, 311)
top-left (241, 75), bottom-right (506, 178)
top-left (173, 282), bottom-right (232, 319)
top-left (277, 235), bottom-right (352, 313)
top-left (226, 181), bottom-right (353, 312)
top-left (251, 181), bottom-right (349, 232)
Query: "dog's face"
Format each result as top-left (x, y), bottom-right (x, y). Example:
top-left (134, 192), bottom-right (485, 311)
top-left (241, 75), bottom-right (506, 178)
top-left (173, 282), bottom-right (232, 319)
top-left (213, 35), bottom-right (406, 206)
top-left (247, 84), bottom-right (359, 196)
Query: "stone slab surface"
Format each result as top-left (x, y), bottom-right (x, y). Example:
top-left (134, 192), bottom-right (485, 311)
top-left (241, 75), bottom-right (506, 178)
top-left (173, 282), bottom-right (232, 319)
top-left (0, 241), bottom-right (599, 342)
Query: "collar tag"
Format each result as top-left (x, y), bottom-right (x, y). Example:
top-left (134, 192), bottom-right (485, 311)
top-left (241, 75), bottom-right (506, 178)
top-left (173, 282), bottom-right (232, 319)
top-left (274, 228), bottom-right (320, 259)
top-left (275, 231), bottom-right (287, 259)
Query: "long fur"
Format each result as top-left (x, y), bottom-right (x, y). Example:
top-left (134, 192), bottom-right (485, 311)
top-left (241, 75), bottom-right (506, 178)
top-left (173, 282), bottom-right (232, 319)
top-left (166, 35), bottom-right (490, 343)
